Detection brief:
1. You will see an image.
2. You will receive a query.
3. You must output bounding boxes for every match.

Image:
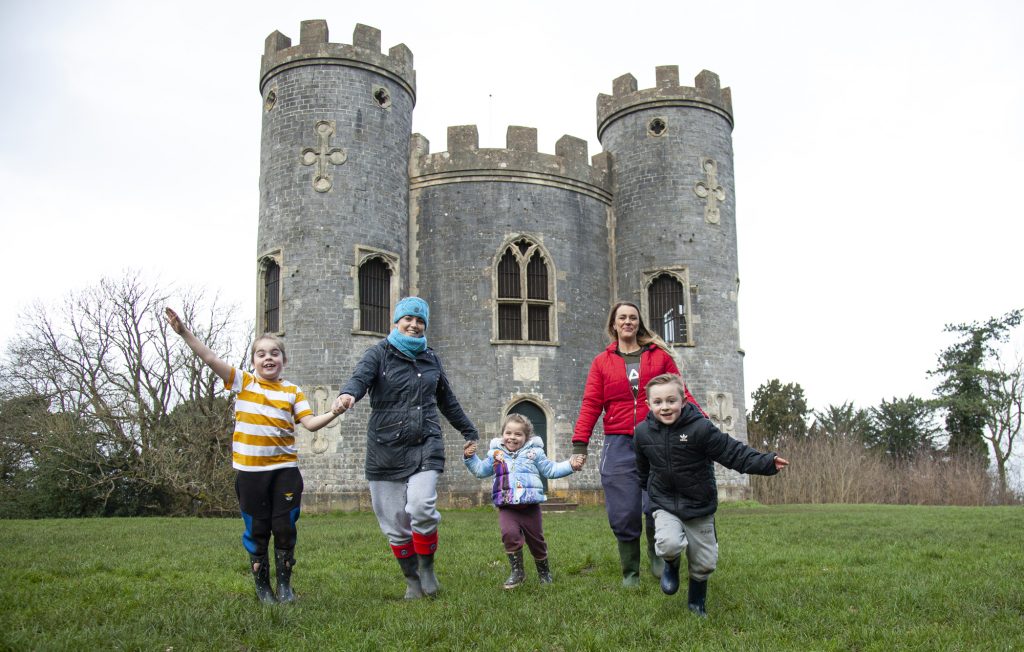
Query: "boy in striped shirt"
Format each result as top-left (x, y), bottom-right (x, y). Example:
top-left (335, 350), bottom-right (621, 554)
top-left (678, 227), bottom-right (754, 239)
top-left (166, 308), bottom-right (345, 604)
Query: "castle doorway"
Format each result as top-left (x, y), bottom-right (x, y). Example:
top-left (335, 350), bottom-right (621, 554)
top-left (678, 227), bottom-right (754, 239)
top-left (508, 400), bottom-right (548, 490)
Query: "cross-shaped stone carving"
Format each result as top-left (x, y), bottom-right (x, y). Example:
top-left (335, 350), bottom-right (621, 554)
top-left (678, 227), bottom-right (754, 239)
top-left (706, 391), bottom-right (737, 435)
top-left (307, 386), bottom-right (341, 455)
top-left (694, 157), bottom-right (726, 224)
top-left (301, 121), bottom-right (348, 193)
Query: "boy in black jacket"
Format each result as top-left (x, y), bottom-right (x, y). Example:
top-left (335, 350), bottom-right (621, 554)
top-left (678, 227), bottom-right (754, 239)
top-left (634, 373), bottom-right (788, 617)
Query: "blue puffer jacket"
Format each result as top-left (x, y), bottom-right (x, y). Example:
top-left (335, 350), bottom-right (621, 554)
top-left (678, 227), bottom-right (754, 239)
top-left (464, 436), bottom-right (573, 506)
top-left (340, 339), bottom-right (479, 481)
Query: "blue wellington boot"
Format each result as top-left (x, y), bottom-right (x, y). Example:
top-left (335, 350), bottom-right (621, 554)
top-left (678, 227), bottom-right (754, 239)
top-left (660, 556), bottom-right (680, 595)
top-left (688, 577), bottom-right (708, 618)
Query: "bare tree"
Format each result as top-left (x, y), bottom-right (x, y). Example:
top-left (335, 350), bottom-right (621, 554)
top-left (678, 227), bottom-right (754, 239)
top-left (981, 359), bottom-right (1023, 500)
top-left (2, 273), bottom-right (246, 515)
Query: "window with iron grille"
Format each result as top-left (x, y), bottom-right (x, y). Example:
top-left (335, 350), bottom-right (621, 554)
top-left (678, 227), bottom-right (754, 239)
top-left (262, 257), bottom-right (281, 333)
top-left (359, 257), bottom-right (391, 334)
top-left (495, 238), bottom-right (554, 342)
top-left (648, 273), bottom-right (688, 344)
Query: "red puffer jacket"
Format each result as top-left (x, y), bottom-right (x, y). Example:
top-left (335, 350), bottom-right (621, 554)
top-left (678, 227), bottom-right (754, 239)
top-left (573, 342), bottom-right (701, 451)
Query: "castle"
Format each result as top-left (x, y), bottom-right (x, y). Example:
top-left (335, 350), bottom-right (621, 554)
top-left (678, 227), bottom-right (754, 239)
top-left (256, 20), bottom-right (747, 510)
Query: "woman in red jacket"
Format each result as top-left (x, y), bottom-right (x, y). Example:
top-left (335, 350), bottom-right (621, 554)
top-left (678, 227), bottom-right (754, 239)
top-left (572, 301), bottom-right (702, 587)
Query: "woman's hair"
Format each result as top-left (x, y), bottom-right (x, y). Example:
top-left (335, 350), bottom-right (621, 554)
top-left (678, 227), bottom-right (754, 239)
top-left (252, 333), bottom-right (287, 365)
top-left (645, 373), bottom-right (686, 397)
top-left (605, 301), bottom-right (676, 359)
top-left (502, 412), bottom-right (534, 437)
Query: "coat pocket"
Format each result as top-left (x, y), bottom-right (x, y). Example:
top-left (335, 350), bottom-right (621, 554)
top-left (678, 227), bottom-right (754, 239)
top-left (369, 408), bottom-right (406, 445)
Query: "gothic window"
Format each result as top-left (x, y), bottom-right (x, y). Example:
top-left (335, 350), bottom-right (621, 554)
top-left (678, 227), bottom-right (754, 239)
top-left (494, 237), bottom-right (555, 343)
top-left (646, 271), bottom-right (692, 345)
top-left (258, 253), bottom-right (283, 334)
top-left (358, 257), bottom-right (391, 335)
top-left (354, 247), bottom-right (400, 336)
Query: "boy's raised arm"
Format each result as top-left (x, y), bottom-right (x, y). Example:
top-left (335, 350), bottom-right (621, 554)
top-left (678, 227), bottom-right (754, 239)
top-left (165, 307), bottom-right (233, 386)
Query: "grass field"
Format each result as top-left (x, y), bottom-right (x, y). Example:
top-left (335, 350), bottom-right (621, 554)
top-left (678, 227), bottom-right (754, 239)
top-left (1, 503), bottom-right (1022, 651)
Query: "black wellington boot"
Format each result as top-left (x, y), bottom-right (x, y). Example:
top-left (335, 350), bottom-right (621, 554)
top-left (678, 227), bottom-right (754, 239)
top-left (418, 553), bottom-right (440, 597)
top-left (688, 577), bottom-right (708, 618)
top-left (660, 556), bottom-right (680, 595)
top-left (397, 555), bottom-right (424, 600)
top-left (616, 538), bottom-right (641, 587)
top-left (503, 550), bottom-right (526, 589)
top-left (535, 556), bottom-right (553, 584)
top-left (274, 549), bottom-right (296, 603)
top-left (250, 554), bottom-right (277, 604)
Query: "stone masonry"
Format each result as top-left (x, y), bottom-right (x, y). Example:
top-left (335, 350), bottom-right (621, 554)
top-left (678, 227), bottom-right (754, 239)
top-left (257, 20), bottom-right (749, 510)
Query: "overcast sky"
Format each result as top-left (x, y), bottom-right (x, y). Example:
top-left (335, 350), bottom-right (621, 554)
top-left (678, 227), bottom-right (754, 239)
top-left (2, 0), bottom-right (1022, 422)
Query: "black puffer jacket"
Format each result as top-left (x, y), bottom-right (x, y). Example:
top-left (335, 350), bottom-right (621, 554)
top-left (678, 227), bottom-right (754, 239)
top-left (634, 403), bottom-right (779, 521)
top-left (340, 340), bottom-right (479, 481)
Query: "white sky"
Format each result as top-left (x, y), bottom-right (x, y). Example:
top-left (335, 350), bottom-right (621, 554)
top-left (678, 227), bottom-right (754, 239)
top-left (2, 0), bottom-right (1023, 421)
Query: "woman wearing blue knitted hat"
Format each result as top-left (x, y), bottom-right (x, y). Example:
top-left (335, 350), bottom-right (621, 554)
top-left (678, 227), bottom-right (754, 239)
top-left (333, 297), bottom-right (479, 599)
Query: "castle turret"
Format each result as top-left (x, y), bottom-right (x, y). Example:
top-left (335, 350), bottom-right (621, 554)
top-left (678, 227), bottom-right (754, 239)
top-left (409, 126), bottom-right (612, 498)
top-left (597, 67), bottom-right (748, 467)
top-left (257, 21), bottom-right (415, 506)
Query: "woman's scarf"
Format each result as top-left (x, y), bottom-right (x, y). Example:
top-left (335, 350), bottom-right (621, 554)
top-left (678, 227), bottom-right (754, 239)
top-left (387, 330), bottom-right (427, 359)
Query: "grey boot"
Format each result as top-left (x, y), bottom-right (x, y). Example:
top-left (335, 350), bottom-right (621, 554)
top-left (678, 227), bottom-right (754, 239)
top-left (688, 577), bottom-right (708, 618)
top-left (397, 555), bottom-right (424, 600)
top-left (646, 515), bottom-right (664, 579)
top-left (418, 554), bottom-right (440, 596)
top-left (504, 550), bottom-right (526, 589)
top-left (274, 549), bottom-right (296, 603)
top-left (616, 538), bottom-right (641, 587)
top-left (535, 556), bottom-right (553, 584)
top-left (249, 554), bottom-right (276, 604)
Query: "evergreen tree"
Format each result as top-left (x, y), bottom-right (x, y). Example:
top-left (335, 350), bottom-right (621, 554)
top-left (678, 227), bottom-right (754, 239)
top-left (869, 395), bottom-right (938, 461)
top-left (930, 310), bottom-right (1022, 464)
top-left (749, 379), bottom-right (809, 449)
top-left (810, 401), bottom-right (877, 444)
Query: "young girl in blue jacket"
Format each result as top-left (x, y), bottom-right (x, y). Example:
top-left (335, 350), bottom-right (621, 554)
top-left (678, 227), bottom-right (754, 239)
top-left (464, 414), bottom-right (584, 588)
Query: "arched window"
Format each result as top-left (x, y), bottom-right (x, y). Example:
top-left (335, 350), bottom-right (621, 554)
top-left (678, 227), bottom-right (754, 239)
top-left (358, 256), bottom-right (391, 335)
top-left (647, 272), bottom-right (690, 345)
top-left (258, 253), bottom-right (283, 334)
top-left (353, 246), bottom-right (399, 336)
top-left (494, 237), bottom-right (554, 342)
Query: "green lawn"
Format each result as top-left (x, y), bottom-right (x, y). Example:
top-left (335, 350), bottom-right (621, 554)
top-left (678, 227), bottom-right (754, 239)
top-left (1, 504), bottom-right (1021, 651)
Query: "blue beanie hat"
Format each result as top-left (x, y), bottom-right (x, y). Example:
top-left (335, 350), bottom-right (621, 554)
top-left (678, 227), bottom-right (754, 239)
top-left (393, 296), bottom-right (429, 327)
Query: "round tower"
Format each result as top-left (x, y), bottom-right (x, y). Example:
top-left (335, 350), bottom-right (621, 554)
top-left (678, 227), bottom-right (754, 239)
top-left (596, 67), bottom-right (748, 461)
top-left (409, 126), bottom-right (612, 501)
top-left (257, 21), bottom-right (415, 506)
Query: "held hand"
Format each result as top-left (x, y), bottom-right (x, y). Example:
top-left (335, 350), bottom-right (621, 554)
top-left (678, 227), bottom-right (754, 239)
top-left (569, 455), bottom-right (584, 471)
top-left (331, 396), bottom-right (347, 417)
top-left (334, 394), bottom-right (356, 413)
top-left (164, 307), bottom-right (185, 336)
top-left (774, 455), bottom-right (789, 471)
top-left (463, 440), bottom-right (477, 458)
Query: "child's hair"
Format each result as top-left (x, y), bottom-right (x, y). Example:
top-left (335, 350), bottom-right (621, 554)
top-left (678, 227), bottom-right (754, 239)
top-left (252, 333), bottom-right (288, 364)
top-left (502, 412), bottom-right (534, 437)
top-left (645, 373), bottom-right (686, 397)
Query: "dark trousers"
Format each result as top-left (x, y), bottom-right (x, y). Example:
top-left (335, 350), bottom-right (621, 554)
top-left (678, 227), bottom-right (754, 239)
top-left (235, 467), bottom-right (303, 556)
top-left (600, 434), bottom-right (651, 542)
top-left (498, 504), bottom-right (547, 559)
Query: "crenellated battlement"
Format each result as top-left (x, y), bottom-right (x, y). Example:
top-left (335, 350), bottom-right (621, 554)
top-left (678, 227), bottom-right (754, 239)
top-left (260, 20), bottom-right (416, 100)
top-left (596, 66), bottom-right (733, 139)
top-left (409, 125), bottom-right (612, 203)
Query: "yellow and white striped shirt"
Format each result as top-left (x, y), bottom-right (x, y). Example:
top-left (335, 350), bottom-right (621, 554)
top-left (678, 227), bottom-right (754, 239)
top-left (228, 368), bottom-right (312, 472)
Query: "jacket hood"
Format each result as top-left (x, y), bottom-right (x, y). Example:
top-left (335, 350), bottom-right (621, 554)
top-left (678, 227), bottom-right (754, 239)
top-left (604, 341), bottom-right (656, 354)
top-left (489, 435), bottom-right (544, 453)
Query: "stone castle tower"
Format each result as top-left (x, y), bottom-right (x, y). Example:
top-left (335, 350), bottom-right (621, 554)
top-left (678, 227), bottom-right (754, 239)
top-left (257, 20), bottom-right (746, 511)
